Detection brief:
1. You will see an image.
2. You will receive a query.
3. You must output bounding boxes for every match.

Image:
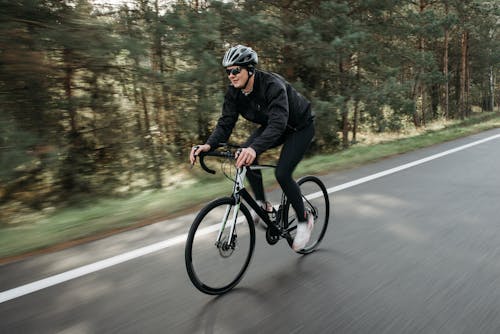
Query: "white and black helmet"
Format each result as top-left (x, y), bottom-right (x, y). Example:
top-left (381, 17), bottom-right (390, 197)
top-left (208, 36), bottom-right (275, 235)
top-left (222, 45), bottom-right (258, 67)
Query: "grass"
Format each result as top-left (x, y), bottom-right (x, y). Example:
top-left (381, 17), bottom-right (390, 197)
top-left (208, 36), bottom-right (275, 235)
top-left (1, 112), bottom-right (499, 261)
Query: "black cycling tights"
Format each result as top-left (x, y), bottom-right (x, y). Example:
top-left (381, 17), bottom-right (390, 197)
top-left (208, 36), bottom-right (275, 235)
top-left (245, 122), bottom-right (315, 222)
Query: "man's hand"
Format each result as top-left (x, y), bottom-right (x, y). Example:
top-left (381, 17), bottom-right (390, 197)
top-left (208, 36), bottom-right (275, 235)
top-left (190, 144), bottom-right (211, 165)
top-left (235, 147), bottom-right (256, 168)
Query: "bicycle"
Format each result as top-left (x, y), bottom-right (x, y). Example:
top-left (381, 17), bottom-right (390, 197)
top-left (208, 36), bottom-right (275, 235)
top-left (185, 144), bottom-right (330, 295)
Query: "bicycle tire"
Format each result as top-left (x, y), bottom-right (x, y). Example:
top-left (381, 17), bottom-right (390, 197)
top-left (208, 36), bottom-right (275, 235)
top-left (185, 197), bottom-right (255, 295)
top-left (283, 175), bottom-right (330, 254)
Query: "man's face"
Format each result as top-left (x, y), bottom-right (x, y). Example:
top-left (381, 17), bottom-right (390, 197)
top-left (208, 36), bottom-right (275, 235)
top-left (225, 66), bottom-right (248, 88)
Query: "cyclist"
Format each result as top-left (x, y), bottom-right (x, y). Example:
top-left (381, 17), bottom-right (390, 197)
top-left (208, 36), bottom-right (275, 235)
top-left (190, 44), bottom-right (315, 251)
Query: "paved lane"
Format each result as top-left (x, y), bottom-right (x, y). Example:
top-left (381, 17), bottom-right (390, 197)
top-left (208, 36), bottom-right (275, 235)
top-left (1, 128), bottom-right (500, 334)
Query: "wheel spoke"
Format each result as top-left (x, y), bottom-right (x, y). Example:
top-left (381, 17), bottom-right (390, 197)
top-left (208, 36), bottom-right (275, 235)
top-left (185, 197), bottom-right (255, 295)
top-left (284, 176), bottom-right (330, 254)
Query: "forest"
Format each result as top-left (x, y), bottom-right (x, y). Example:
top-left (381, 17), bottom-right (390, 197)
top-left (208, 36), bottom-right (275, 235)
top-left (1, 0), bottom-right (499, 225)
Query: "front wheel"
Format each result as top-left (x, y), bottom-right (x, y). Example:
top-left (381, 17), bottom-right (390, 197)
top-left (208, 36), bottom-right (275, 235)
top-left (284, 175), bottom-right (330, 254)
top-left (185, 197), bottom-right (255, 295)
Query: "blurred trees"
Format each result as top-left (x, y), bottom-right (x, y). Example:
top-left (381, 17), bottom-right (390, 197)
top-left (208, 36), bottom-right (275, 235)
top-left (0, 0), bottom-right (499, 218)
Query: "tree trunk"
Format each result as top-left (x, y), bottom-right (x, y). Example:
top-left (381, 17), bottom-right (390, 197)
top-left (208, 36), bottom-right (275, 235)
top-left (352, 58), bottom-right (361, 144)
top-left (430, 84), bottom-right (439, 119)
top-left (339, 60), bottom-right (349, 148)
top-left (465, 42), bottom-right (471, 117)
top-left (141, 88), bottom-right (163, 188)
top-left (280, 0), bottom-right (296, 80)
top-left (459, 30), bottom-right (468, 119)
top-left (490, 66), bottom-right (495, 111)
top-left (443, 0), bottom-right (450, 119)
top-left (151, 0), bottom-right (167, 159)
top-left (411, 72), bottom-right (421, 127)
top-left (61, 47), bottom-right (80, 193)
top-left (125, 8), bottom-right (144, 143)
top-left (416, 0), bottom-right (427, 127)
top-left (63, 48), bottom-right (77, 136)
top-left (352, 99), bottom-right (359, 144)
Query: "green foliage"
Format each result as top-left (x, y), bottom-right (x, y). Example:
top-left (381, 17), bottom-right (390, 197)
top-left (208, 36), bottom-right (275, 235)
top-left (0, 115), bottom-right (38, 182)
top-left (0, 0), bottom-right (499, 217)
top-left (312, 99), bottom-right (341, 150)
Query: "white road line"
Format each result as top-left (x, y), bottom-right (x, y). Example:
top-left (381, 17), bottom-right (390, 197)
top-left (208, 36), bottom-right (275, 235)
top-left (325, 133), bottom-right (500, 194)
top-left (0, 235), bottom-right (188, 304)
top-left (1, 132), bottom-right (499, 304)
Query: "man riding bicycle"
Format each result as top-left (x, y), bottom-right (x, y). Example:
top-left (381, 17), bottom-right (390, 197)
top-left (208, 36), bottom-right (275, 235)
top-left (190, 45), bottom-right (315, 251)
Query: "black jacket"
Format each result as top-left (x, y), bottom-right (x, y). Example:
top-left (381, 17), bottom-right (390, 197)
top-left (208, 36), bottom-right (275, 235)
top-left (206, 70), bottom-right (314, 155)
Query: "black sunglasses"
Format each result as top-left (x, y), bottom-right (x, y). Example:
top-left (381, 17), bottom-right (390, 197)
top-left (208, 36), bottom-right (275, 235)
top-left (225, 67), bottom-right (242, 76)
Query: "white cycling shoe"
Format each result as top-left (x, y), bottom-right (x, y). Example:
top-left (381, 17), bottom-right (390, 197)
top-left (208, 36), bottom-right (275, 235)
top-left (292, 211), bottom-right (314, 251)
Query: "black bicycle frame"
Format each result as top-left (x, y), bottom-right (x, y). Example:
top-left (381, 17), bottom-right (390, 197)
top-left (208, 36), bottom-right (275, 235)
top-left (239, 187), bottom-right (284, 235)
top-left (197, 149), bottom-right (284, 237)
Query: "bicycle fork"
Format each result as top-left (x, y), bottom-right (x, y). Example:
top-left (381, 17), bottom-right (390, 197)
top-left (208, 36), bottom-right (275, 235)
top-left (215, 167), bottom-right (247, 249)
top-left (215, 202), bottom-right (240, 249)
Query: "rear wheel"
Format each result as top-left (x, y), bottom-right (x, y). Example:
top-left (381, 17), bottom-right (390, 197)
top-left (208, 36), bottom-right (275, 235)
top-left (185, 197), bottom-right (255, 295)
top-left (284, 176), bottom-right (330, 254)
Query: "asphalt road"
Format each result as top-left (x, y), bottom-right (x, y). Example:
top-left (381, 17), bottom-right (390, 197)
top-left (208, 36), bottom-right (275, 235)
top-left (1, 128), bottom-right (500, 334)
